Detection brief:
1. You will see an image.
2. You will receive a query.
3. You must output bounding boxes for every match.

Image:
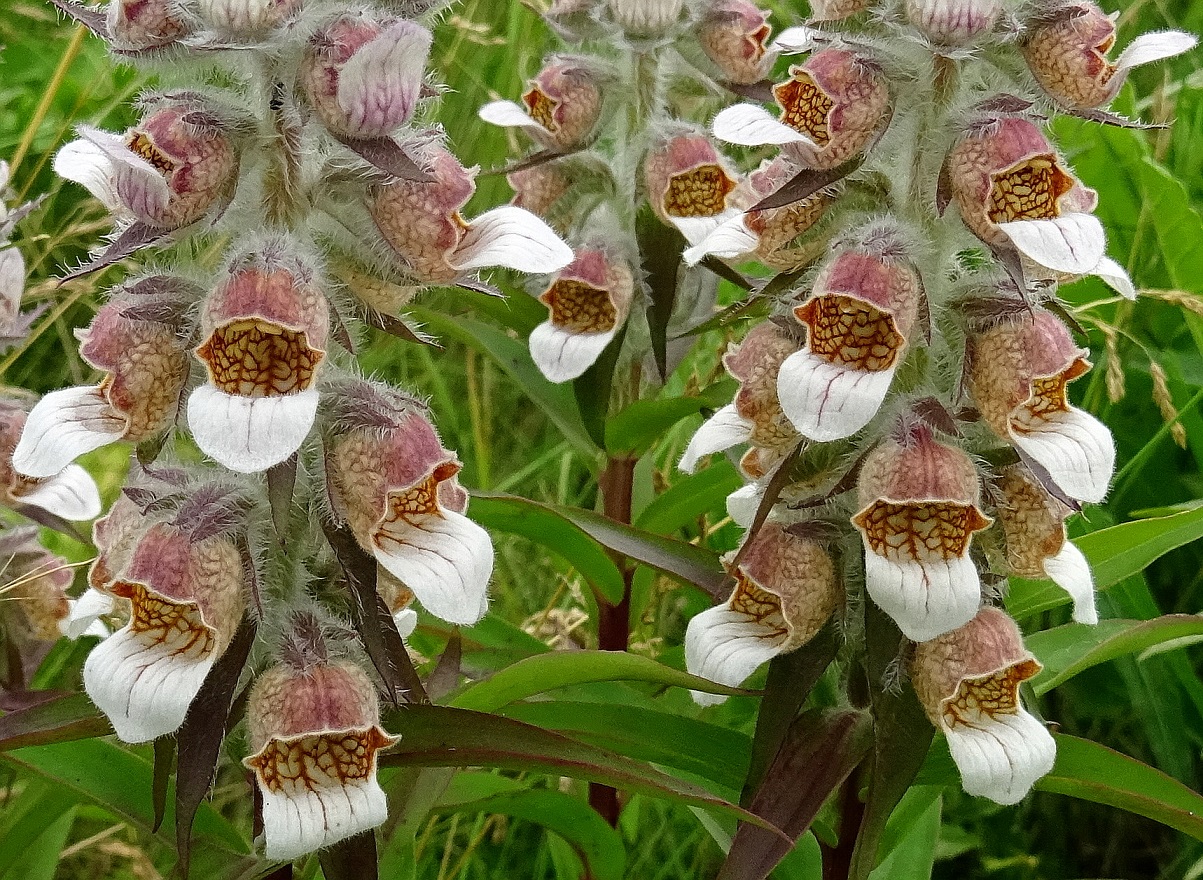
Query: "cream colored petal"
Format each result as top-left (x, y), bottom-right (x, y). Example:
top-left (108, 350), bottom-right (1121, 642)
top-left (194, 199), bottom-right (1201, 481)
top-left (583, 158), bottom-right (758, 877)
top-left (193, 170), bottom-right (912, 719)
top-left (684, 602), bottom-right (786, 706)
top-left (945, 709), bottom-right (1056, 805)
top-left (862, 539), bottom-right (982, 642)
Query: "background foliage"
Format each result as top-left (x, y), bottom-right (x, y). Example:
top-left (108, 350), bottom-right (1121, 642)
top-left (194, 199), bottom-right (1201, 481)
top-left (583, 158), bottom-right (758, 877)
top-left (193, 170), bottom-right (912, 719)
top-left (2, 0), bottom-right (1203, 878)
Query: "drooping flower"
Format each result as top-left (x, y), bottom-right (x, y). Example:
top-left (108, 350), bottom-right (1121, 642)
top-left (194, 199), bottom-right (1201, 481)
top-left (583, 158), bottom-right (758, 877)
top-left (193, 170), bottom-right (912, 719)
top-left (300, 14), bottom-right (433, 140)
top-left (244, 659), bottom-right (396, 860)
top-left (904, 0), bottom-right (1002, 46)
top-left (993, 465), bottom-right (1097, 624)
top-left (686, 521), bottom-right (839, 705)
top-left (325, 383), bottom-right (494, 626)
top-left (196, 0), bottom-right (302, 37)
top-left (187, 242), bottom-right (329, 473)
top-left (529, 249), bottom-right (634, 383)
top-left (55, 100), bottom-right (238, 231)
top-left (851, 423), bottom-right (991, 641)
top-left (644, 132), bottom-right (742, 245)
top-left (606, 0), bottom-right (685, 37)
top-left (368, 144), bottom-right (573, 284)
top-left (713, 48), bottom-right (890, 171)
top-left (13, 277), bottom-right (193, 479)
top-left (1021, 4), bottom-right (1196, 110)
top-left (911, 607), bottom-right (1056, 804)
top-left (378, 570), bottom-right (419, 638)
top-left (696, 1), bottom-right (774, 85)
top-left (684, 156), bottom-right (830, 270)
top-left (0, 404), bottom-right (101, 522)
top-left (680, 321), bottom-right (801, 478)
top-left (776, 231), bottom-right (921, 442)
top-left (966, 307), bottom-right (1115, 505)
top-left (947, 114), bottom-right (1132, 295)
top-left (83, 522), bottom-right (246, 742)
top-left (65, 491), bottom-right (151, 638)
top-left (479, 57), bottom-right (605, 151)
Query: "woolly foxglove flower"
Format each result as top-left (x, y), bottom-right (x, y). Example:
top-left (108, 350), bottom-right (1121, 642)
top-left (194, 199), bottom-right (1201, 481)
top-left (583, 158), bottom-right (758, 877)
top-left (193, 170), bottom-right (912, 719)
top-left (696, 1), bottom-right (774, 85)
top-left (379, 570), bottom-right (419, 638)
top-left (106, 0), bottom-right (191, 51)
top-left (607, 0), bottom-right (685, 37)
top-left (508, 164), bottom-right (572, 217)
top-left (300, 14), bottom-right (433, 139)
top-left (777, 235), bottom-right (920, 442)
top-left (852, 424), bottom-right (991, 641)
top-left (947, 114), bottom-right (1132, 296)
top-left (197, 0), bottom-right (302, 37)
top-left (1, 548), bottom-right (72, 642)
top-left (644, 133), bottom-right (742, 246)
top-left (0, 404), bottom-right (101, 521)
top-left (713, 48), bottom-right (889, 171)
top-left (680, 321), bottom-right (801, 478)
top-left (56, 101), bottom-right (238, 231)
top-left (529, 249), bottom-right (634, 383)
top-left (686, 522), bottom-right (839, 705)
top-left (684, 156), bottom-right (830, 270)
top-left (1022, 4), bottom-right (1196, 110)
top-left (911, 607), bottom-right (1055, 804)
top-left (83, 522), bottom-right (246, 742)
top-left (993, 465), bottom-right (1097, 624)
top-left (369, 145), bottom-right (573, 284)
top-left (61, 587), bottom-right (116, 640)
top-left (479, 57), bottom-right (604, 150)
top-left (244, 660), bottom-right (396, 860)
top-left (13, 278), bottom-right (192, 479)
top-left (966, 308), bottom-right (1114, 505)
top-left (905, 0), bottom-right (1002, 46)
top-left (325, 385), bottom-right (493, 626)
top-left (188, 244), bottom-right (329, 473)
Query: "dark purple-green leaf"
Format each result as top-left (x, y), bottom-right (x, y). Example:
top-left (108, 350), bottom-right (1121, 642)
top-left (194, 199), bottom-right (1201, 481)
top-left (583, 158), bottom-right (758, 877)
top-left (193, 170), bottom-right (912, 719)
top-left (318, 829), bottom-right (379, 880)
top-left (0, 692), bottom-right (110, 751)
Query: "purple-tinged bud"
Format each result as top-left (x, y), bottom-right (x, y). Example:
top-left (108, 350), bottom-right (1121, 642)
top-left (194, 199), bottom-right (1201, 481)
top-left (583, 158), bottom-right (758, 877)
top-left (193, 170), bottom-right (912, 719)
top-left (714, 48), bottom-right (889, 171)
top-left (905, 0), bottom-right (1002, 46)
top-left (809, 0), bottom-right (869, 21)
top-left (301, 15), bottom-right (432, 140)
top-left (686, 522), bottom-right (839, 704)
top-left (1022, 4), bottom-right (1196, 109)
top-left (697, 1), bottom-right (774, 85)
top-left (13, 280), bottom-right (193, 480)
top-left (680, 321), bottom-right (801, 478)
top-left (479, 58), bottom-right (604, 151)
top-left (994, 465), bottom-right (1097, 623)
top-left (645, 133), bottom-right (742, 246)
top-left (508, 164), bottom-right (571, 217)
top-left (966, 308), bottom-right (1114, 504)
top-left (777, 237), bottom-right (920, 442)
top-left (107, 0), bottom-right (190, 51)
top-left (1, 404), bottom-right (102, 521)
top-left (325, 388), bottom-right (493, 626)
top-left (911, 607), bottom-right (1055, 804)
top-left (83, 522), bottom-right (246, 742)
top-left (196, 0), bottom-right (302, 36)
top-left (852, 423), bottom-right (991, 641)
top-left (188, 246), bottom-right (329, 473)
top-left (369, 145), bottom-right (572, 284)
top-left (529, 249), bottom-right (634, 383)
top-left (607, 0), bottom-right (685, 37)
top-left (244, 660), bottom-right (395, 860)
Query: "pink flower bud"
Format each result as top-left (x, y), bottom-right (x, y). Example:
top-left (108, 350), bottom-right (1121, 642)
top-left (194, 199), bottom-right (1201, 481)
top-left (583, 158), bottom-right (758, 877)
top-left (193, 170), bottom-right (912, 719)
top-left (809, 0), bottom-right (869, 21)
top-left (301, 15), bottom-right (433, 139)
top-left (607, 0), bottom-right (685, 36)
top-left (713, 48), bottom-right (889, 171)
top-left (325, 386), bottom-right (494, 626)
top-left (911, 607), bottom-right (1055, 804)
top-left (686, 522), bottom-right (839, 704)
top-left (107, 0), bottom-right (190, 50)
top-left (196, 0), bottom-right (301, 36)
top-left (83, 522), bottom-right (246, 742)
top-left (369, 145), bottom-right (572, 284)
top-left (480, 58), bottom-right (604, 150)
top-left (644, 133), bottom-right (742, 245)
top-left (994, 465), bottom-right (1097, 623)
top-left (1022, 4), bottom-right (1197, 109)
top-left (966, 308), bottom-right (1114, 504)
top-left (697, 1), bottom-right (774, 85)
top-left (244, 660), bottom-right (395, 860)
top-left (529, 249), bottom-right (634, 383)
top-left (852, 423), bottom-right (991, 641)
top-left (904, 0), bottom-right (1002, 46)
top-left (508, 163), bottom-right (572, 217)
top-left (189, 246), bottom-right (329, 473)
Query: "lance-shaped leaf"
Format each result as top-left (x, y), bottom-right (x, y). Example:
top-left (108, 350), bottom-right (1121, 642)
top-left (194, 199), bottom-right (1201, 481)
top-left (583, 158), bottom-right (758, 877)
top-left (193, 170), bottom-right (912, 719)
top-left (340, 137), bottom-right (433, 182)
top-left (719, 708), bottom-right (873, 880)
top-left (318, 830), bottom-right (379, 880)
top-left (0, 692), bottom-right (110, 751)
top-left (574, 323), bottom-right (628, 450)
top-left (61, 222), bottom-right (165, 282)
top-left (638, 207), bottom-right (687, 381)
top-left (267, 455), bottom-right (297, 546)
top-left (749, 159), bottom-right (859, 212)
top-left (152, 738), bottom-right (175, 834)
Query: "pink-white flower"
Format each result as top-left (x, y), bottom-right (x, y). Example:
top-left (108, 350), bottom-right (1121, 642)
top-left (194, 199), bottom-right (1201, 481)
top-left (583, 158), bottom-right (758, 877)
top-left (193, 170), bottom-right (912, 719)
top-left (644, 132), bottom-right (742, 246)
top-left (1022, 4), bottom-right (1196, 109)
top-left (911, 607), bottom-right (1056, 804)
top-left (244, 660), bottom-right (395, 860)
top-left (905, 0), bottom-right (1002, 46)
top-left (479, 57), bottom-right (604, 150)
top-left (966, 308), bottom-right (1115, 505)
top-left (529, 249), bottom-right (634, 383)
top-left (0, 404), bottom-right (101, 522)
top-left (852, 424), bottom-right (991, 641)
top-left (696, 1), bottom-right (775, 85)
top-left (325, 385), bottom-right (493, 626)
top-left (686, 522), bottom-right (839, 705)
top-left (188, 243), bottom-right (329, 473)
top-left (369, 145), bottom-right (573, 284)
